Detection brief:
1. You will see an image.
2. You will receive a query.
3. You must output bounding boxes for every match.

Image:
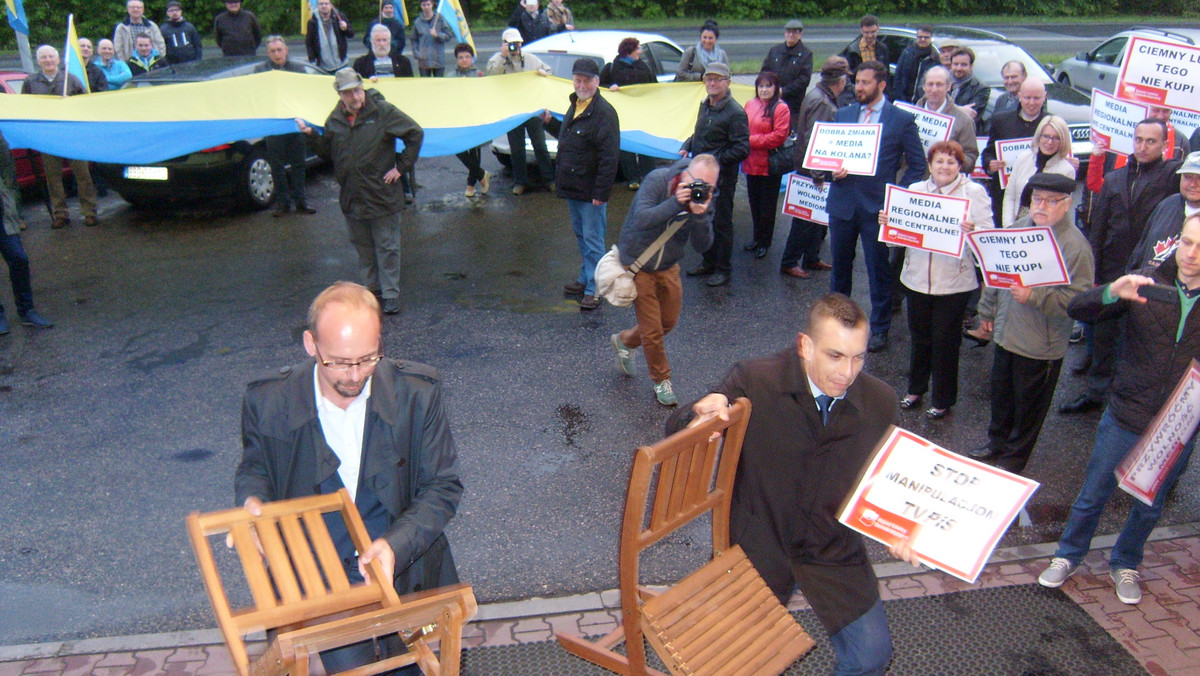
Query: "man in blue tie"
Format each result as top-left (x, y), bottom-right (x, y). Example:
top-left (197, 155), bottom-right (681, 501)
top-left (669, 293), bottom-right (912, 675)
top-left (827, 60), bottom-right (927, 353)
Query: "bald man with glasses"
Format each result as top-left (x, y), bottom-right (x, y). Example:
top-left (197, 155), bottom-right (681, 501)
top-left (235, 280), bottom-right (463, 672)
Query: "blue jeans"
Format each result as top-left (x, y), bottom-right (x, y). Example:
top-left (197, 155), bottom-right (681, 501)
top-left (829, 209), bottom-right (892, 336)
top-left (1055, 408), bottom-right (1196, 570)
top-left (0, 233), bottom-right (34, 317)
top-left (828, 598), bottom-right (892, 676)
top-left (567, 199), bottom-right (607, 296)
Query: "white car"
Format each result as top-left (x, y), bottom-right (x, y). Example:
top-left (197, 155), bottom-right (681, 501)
top-left (1058, 27), bottom-right (1200, 95)
top-left (490, 30), bottom-right (684, 172)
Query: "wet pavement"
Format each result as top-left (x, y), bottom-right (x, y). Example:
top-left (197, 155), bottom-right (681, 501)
top-left (1, 151), bottom-right (1198, 648)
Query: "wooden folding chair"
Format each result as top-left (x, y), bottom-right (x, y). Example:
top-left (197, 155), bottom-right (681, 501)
top-left (186, 489), bottom-right (476, 676)
top-left (557, 398), bottom-right (815, 676)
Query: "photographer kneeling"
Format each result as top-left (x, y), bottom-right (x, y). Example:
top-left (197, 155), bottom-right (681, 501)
top-left (609, 154), bottom-right (717, 406)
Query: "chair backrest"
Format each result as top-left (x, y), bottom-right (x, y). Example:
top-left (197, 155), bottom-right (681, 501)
top-left (186, 489), bottom-right (399, 675)
top-left (618, 397), bottom-right (752, 671)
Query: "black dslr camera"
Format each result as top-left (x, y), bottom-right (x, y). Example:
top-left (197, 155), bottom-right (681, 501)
top-left (508, 42), bottom-right (521, 53)
top-left (685, 181), bottom-right (711, 203)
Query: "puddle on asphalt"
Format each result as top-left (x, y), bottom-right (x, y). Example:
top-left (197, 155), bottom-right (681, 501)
top-left (555, 403), bottom-right (590, 447)
top-left (166, 448), bottom-right (214, 462)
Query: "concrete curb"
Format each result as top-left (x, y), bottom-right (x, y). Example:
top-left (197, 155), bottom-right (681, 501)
top-left (3, 522), bottom-right (1197, 662)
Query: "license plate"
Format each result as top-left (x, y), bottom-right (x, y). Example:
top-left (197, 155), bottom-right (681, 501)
top-left (124, 166), bottom-right (169, 181)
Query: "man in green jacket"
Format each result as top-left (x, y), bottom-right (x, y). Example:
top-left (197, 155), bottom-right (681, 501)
top-left (297, 70), bottom-right (423, 315)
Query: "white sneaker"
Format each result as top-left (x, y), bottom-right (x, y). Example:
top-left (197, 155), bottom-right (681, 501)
top-left (611, 333), bottom-right (635, 376)
top-left (1038, 557), bottom-right (1079, 588)
top-left (654, 379), bottom-right (677, 407)
top-left (1111, 568), bottom-right (1142, 604)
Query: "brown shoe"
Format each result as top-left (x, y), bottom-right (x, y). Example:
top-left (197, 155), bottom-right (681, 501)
top-left (579, 295), bottom-right (601, 310)
top-left (51, 216), bottom-right (69, 229)
top-left (780, 266), bottom-right (810, 279)
top-left (805, 261), bottom-right (833, 271)
top-left (84, 216), bottom-right (99, 227)
top-left (563, 281), bottom-right (585, 295)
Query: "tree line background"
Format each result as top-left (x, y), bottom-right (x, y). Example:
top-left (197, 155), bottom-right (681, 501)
top-left (2, 0), bottom-right (1195, 50)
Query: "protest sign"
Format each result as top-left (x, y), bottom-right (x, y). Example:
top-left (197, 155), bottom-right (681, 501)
top-left (1116, 361), bottom-right (1200, 506)
top-left (970, 136), bottom-right (990, 180)
top-left (1091, 89), bottom-right (1148, 156)
top-left (1115, 37), bottom-right (1200, 114)
top-left (994, 137), bottom-right (1032, 190)
top-left (894, 101), bottom-right (955, 154)
top-left (879, 185), bottom-right (969, 257)
top-left (782, 173), bottom-right (830, 226)
top-left (802, 122), bottom-right (882, 176)
top-left (967, 226), bottom-right (1071, 288)
top-left (838, 427), bottom-right (1040, 583)
top-left (1170, 107), bottom-right (1200, 140)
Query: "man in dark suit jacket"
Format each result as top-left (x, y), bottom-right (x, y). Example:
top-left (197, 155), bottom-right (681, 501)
top-left (669, 293), bottom-right (912, 675)
top-left (827, 60), bottom-right (927, 352)
top-left (236, 281), bottom-right (463, 672)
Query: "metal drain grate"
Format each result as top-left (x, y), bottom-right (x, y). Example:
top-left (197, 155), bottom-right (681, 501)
top-left (461, 585), bottom-right (1144, 675)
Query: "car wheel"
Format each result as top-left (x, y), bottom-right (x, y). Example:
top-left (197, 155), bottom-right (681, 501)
top-left (1058, 72), bottom-right (1072, 89)
top-left (237, 148), bottom-right (276, 209)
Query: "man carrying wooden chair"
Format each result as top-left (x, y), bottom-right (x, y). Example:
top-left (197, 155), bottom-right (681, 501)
top-left (670, 293), bottom-right (920, 675)
top-left (234, 281), bottom-right (464, 673)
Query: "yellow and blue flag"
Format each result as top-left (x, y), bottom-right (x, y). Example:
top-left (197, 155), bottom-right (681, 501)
top-left (300, 0), bottom-right (318, 35)
top-left (5, 0), bottom-right (28, 35)
top-left (386, 0), bottom-right (408, 28)
top-left (64, 14), bottom-right (89, 94)
top-left (437, 0), bottom-right (473, 52)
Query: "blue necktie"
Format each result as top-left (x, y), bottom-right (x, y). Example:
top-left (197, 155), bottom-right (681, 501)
top-left (816, 394), bottom-right (834, 426)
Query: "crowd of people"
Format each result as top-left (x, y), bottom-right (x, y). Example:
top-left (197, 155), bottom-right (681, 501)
top-left (9, 12), bottom-right (1200, 674)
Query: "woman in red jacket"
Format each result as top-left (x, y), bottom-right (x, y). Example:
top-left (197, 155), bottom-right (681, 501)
top-left (742, 71), bottom-right (791, 259)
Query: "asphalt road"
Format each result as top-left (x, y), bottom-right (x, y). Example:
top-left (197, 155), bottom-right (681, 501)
top-left (2, 19), bottom-right (1199, 646)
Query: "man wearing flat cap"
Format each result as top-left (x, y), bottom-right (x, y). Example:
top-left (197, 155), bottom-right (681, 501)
top-left (969, 172), bottom-right (1094, 474)
top-left (542, 58), bottom-right (621, 310)
top-left (681, 61), bottom-right (750, 287)
top-left (296, 70), bottom-right (424, 316)
top-left (761, 19), bottom-right (813, 132)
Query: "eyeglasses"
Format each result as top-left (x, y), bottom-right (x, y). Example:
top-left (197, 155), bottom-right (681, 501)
top-left (314, 345), bottom-right (384, 371)
top-left (1039, 134), bottom-right (1061, 142)
top-left (703, 75), bottom-right (729, 82)
top-left (1031, 195), bottom-right (1070, 207)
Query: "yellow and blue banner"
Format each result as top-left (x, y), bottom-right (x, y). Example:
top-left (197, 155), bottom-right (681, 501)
top-left (64, 14), bottom-right (89, 94)
top-left (5, 0), bottom-right (28, 35)
top-left (0, 71), bottom-right (752, 163)
top-left (437, 0), bottom-right (473, 52)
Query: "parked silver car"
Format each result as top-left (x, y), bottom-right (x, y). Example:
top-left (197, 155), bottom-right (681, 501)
top-left (1057, 27), bottom-right (1200, 95)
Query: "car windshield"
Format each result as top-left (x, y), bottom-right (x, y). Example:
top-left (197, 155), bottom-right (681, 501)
top-left (959, 42), bottom-right (1052, 86)
top-left (533, 53), bottom-right (604, 79)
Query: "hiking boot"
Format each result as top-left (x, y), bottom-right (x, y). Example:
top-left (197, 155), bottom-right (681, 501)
top-left (1111, 568), bottom-right (1142, 604)
top-left (1038, 557), bottom-right (1079, 588)
top-left (654, 379), bottom-right (677, 407)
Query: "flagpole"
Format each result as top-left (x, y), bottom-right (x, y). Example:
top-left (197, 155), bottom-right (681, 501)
top-left (63, 15), bottom-right (73, 97)
top-left (15, 31), bottom-right (31, 71)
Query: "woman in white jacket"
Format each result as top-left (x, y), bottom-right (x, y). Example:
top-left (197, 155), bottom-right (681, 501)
top-left (880, 140), bottom-right (994, 419)
top-left (1002, 115), bottom-right (1077, 227)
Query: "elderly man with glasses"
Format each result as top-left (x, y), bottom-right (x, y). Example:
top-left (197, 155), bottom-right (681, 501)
top-left (967, 172), bottom-right (1095, 474)
top-left (235, 280), bottom-right (463, 673)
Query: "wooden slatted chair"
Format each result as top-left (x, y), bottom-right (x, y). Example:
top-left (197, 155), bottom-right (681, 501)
top-left (557, 398), bottom-right (815, 676)
top-left (186, 489), bottom-right (476, 676)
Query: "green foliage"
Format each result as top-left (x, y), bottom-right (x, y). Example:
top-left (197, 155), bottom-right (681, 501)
top-left (0, 0), bottom-right (1193, 50)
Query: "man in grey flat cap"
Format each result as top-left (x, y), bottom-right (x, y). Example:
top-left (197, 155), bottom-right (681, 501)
top-left (968, 172), bottom-right (1094, 474)
top-left (296, 70), bottom-right (423, 315)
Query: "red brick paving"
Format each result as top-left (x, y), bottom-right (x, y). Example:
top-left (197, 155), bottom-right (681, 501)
top-left (4, 536), bottom-right (1199, 675)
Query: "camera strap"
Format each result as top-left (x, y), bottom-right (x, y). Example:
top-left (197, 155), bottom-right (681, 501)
top-left (628, 213), bottom-right (688, 274)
